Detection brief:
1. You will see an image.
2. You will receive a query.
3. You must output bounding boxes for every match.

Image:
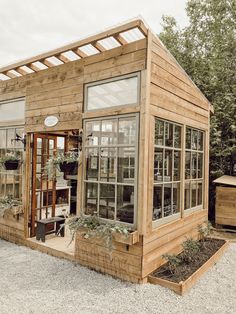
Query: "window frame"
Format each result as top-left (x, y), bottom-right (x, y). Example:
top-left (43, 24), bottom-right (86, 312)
top-left (184, 126), bottom-right (205, 213)
top-left (82, 113), bottom-right (139, 227)
top-left (152, 118), bottom-right (183, 226)
top-left (84, 72), bottom-right (141, 112)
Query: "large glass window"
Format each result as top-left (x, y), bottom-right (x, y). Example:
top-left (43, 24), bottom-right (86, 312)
top-left (86, 74), bottom-right (140, 111)
top-left (0, 127), bottom-right (24, 200)
top-left (153, 119), bottom-right (182, 221)
top-left (184, 127), bottom-right (204, 210)
top-left (84, 115), bottom-right (138, 224)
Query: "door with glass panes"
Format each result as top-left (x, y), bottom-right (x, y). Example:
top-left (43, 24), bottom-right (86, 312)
top-left (31, 134), bottom-right (57, 237)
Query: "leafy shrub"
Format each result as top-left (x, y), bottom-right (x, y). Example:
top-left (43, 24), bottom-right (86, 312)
top-left (162, 254), bottom-right (182, 275)
top-left (182, 238), bottom-right (200, 263)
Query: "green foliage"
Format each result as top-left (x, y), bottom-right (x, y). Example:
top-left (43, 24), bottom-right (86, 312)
top-left (162, 253), bottom-right (182, 275)
top-left (182, 238), bottom-right (200, 263)
top-left (198, 221), bottom-right (213, 240)
top-left (67, 215), bottom-right (131, 252)
top-left (0, 152), bottom-right (20, 163)
top-left (0, 195), bottom-right (22, 217)
top-left (159, 0), bottom-right (236, 217)
top-left (43, 151), bottom-right (79, 179)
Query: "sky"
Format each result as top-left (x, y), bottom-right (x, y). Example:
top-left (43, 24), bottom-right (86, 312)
top-left (0, 0), bottom-right (188, 67)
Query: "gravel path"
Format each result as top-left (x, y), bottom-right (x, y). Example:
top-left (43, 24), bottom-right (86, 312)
top-left (0, 239), bottom-right (235, 314)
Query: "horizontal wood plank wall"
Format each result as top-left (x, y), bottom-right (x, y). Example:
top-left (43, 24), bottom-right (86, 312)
top-left (216, 186), bottom-right (236, 227)
top-left (141, 36), bottom-right (210, 279)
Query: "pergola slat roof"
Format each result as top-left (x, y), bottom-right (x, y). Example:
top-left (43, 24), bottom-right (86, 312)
top-left (0, 19), bottom-right (147, 81)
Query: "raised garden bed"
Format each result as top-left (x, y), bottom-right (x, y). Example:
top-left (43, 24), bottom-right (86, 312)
top-left (148, 238), bottom-right (229, 295)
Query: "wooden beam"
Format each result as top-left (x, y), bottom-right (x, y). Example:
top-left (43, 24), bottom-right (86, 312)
top-left (16, 67), bottom-right (28, 76)
top-left (114, 34), bottom-right (128, 45)
top-left (4, 71), bottom-right (18, 79)
top-left (73, 48), bottom-right (87, 58)
top-left (56, 54), bottom-right (71, 63)
top-left (93, 41), bottom-right (106, 52)
top-left (0, 19), bottom-right (147, 74)
top-left (28, 63), bottom-right (41, 72)
top-left (41, 59), bottom-right (54, 68)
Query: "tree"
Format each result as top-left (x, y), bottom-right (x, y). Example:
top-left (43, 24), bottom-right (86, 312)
top-left (159, 0), bottom-right (236, 217)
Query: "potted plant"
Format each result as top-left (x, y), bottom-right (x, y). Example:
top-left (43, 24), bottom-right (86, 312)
top-left (67, 215), bottom-right (139, 251)
top-left (44, 151), bottom-right (79, 179)
top-left (0, 195), bottom-right (23, 218)
top-left (0, 152), bottom-right (21, 170)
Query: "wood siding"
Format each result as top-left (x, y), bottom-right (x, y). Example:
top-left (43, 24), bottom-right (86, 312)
top-left (216, 186), bottom-right (236, 226)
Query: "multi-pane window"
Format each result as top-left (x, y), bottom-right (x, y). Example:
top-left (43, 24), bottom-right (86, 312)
top-left (184, 128), bottom-right (204, 210)
top-left (86, 73), bottom-right (139, 111)
top-left (84, 115), bottom-right (138, 225)
top-left (153, 119), bottom-right (182, 221)
top-left (0, 127), bottom-right (24, 200)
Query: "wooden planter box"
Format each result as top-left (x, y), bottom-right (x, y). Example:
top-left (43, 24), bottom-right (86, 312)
top-left (148, 241), bottom-right (229, 295)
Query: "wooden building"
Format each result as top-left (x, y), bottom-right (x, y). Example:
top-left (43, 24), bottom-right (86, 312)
top-left (214, 175), bottom-right (236, 227)
top-left (0, 19), bottom-right (212, 283)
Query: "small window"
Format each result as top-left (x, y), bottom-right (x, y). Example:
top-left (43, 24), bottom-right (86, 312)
top-left (0, 99), bottom-right (25, 122)
top-left (85, 74), bottom-right (140, 111)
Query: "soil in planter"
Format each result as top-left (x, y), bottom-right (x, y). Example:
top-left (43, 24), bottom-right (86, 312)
top-left (153, 238), bottom-right (225, 283)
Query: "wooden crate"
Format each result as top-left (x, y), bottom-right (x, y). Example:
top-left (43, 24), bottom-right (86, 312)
top-left (216, 186), bottom-right (236, 227)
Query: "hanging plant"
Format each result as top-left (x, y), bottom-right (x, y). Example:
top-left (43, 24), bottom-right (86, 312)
top-left (44, 151), bottom-right (80, 179)
top-left (0, 152), bottom-right (21, 170)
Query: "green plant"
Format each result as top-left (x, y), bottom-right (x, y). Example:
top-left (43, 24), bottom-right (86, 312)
top-left (0, 195), bottom-right (22, 217)
top-left (198, 222), bottom-right (213, 240)
top-left (67, 215), bottom-right (131, 252)
top-left (0, 152), bottom-right (20, 163)
top-left (162, 254), bottom-right (182, 275)
top-left (43, 151), bottom-right (79, 179)
top-left (182, 238), bottom-right (200, 264)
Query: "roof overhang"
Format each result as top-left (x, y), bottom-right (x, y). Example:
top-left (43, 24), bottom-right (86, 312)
top-left (0, 19), bottom-right (148, 81)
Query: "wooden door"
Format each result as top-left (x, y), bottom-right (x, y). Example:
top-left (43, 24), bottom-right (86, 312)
top-left (30, 134), bottom-right (57, 237)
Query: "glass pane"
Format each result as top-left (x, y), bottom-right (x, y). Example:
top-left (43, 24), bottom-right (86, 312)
top-left (173, 151), bottom-right (181, 181)
top-left (197, 153), bottom-right (203, 178)
top-left (197, 181), bottom-right (203, 205)
top-left (153, 185), bottom-right (162, 220)
top-left (174, 125), bottom-right (181, 148)
top-left (118, 117), bottom-right (136, 145)
top-left (87, 76), bottom-right (138, 110)
top-left (164, 149), bottom-right (172, 181)
top-left (186, 128), bottom-right (191, 149)
top-left (7, 129), bottom-right (15, 148)
top-left (6, 174), bottom-right (14, 196)
top-left (101, 120), bottom-right (117, 146)
top-left (0, 99), bottom-right (25, 122)
top-left (99, 184), bottom-right (115, 220)
top-left (173, 183), bottom-right (180, 214)
top-left (191, 181), bottom-right (197, 207)
top-left (57, 137), bottom-right (65, 153)
top-left (117, 185), bottom-right (134, 224)
top-left (185, 151), bottom-right (191, 179)
top-left (100, 148), bottom-right (116, 182)
top-left (0, 129), bottom-right (6, 148)
top-left (14, 128), bottom-right (24, 149)
top-left (184, 182), bottom-right (191, 210)
top-left (164, 184), bottom-right (172, 217)
top-left (84, 182), bottom-right (98, 215)
top-left (165, 123), bottom-right (173, 147)
top-left (85, 121), bottom-right (100, 146)
top-left (198, 131), bottom-right (204, 151)
top-left (154, 148), bottom-right (163, 182)
top-left (155, 119), bottom-right (164, 146)
top-left (192, 152), bottom-right (197, 179)
top-left (192, 130), bottom-right (198, 150)
top-left (86, 148), bottom-right (99, 181)
top-left (117, 148), bottom-right (135, 183)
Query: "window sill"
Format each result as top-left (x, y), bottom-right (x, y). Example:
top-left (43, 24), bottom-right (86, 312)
top-left (152, 212), bottom-right (181, 229)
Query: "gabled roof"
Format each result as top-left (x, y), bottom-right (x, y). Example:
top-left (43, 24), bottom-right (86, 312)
top-left (213, 175), bottom-right (236, 187)
top-left (0, 19), bottom-right (147, 81)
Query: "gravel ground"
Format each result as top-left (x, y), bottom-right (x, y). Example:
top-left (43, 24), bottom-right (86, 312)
top-left (0, 239), bottom-right (235, 314)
